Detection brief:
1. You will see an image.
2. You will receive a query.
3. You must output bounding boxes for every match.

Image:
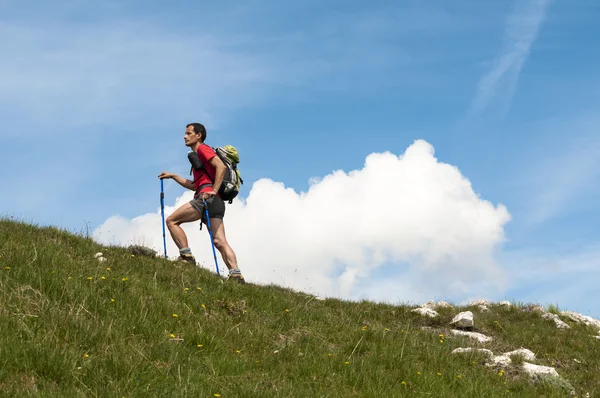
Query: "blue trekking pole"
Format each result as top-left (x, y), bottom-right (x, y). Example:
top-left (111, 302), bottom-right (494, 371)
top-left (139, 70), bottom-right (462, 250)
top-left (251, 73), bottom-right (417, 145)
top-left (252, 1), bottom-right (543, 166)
top-left (203, 199), bottom-right (220, 276)
top-left (160, 179), bottom-right (168, 258)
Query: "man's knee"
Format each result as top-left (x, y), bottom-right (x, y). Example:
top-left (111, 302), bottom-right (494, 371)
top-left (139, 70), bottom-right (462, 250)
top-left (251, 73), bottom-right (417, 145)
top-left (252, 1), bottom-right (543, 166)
top-left (166, 215), bottom-right (176, 226)
top-left (213, 236), bottom-right (225, 250)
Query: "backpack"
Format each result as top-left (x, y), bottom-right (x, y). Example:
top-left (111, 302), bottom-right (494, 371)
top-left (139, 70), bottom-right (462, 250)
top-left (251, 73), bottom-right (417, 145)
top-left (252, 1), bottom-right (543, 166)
top-left (188, 144), bottom-right (243, 204)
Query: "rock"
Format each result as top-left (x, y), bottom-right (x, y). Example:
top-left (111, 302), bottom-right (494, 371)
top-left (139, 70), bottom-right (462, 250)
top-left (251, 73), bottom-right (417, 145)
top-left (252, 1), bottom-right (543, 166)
top-left (94, 252), bottom-right (103, 259)
top-left (478, 305), bottom-right (490, 312)
top-left (423, 300), bottom-right (453, 310)
top-left (449, 330), bottom-right (493, 343)
top-left (507, 348), bottom-right (536, 361)
top-left (499, 300), bottom-right (512, 307)
top-left (489, 354), bottom-right (512, 367)
top-left (450, 311), bottom-right (474, 328)
top-left (128, 245), bottom-right (157, 258)
top-left (594, 335), bottom-right (600, 340)
top-left (314, 296), bottom-right (326, 301)
top-left (470, 299), bottom-right (490, 306)
top-left (488, 348), bottom-right (536, 367)
top-left (451, 347), bottom-right (494, 357)
top-left (97, 257), bottom-right (107, 262)
top-left (523, 304), bottom-right (547, 314)
top-left (412, 307), bottom-right (439, 318)
top-left (436, 301), bottom-right (453, 309)
top-left (522, 362), bottom-right (559, 378)
top-left (560, 311), bottom-right (600, 330)
top-left (542, 313), bottom-right (571, 329)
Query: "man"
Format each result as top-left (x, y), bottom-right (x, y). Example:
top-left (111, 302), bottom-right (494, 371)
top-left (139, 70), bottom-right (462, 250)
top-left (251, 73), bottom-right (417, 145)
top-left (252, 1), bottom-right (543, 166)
top-left (158, 122), bottom-right (245, 283)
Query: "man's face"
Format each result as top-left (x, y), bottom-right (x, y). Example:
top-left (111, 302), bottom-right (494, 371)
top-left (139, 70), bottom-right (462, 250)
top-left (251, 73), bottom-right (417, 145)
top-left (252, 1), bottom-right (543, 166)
top-left (184, 126), bottom-right (201, 147)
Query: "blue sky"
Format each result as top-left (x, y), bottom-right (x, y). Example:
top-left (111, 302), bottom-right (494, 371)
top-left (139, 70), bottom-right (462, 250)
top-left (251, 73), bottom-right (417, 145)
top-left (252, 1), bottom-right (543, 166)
top-left (2, 0), bottom-right (600, 318)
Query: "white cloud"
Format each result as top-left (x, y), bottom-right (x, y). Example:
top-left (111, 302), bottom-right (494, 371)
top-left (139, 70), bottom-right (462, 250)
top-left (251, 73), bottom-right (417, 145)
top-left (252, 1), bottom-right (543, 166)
top-left (93, 139), bottom-right (511, 304)
top-left (469, 0), bottom-right (551, 115)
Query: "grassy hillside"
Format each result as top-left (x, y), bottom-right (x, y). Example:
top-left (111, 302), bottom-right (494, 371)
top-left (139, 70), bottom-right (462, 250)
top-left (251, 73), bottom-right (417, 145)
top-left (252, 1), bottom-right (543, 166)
top-left (1, 218), bottom-right (599, 397)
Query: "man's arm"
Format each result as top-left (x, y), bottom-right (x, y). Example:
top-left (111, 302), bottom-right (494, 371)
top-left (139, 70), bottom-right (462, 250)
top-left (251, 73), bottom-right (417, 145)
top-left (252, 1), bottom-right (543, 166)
top-left (208, 156), bottom-right (226, 194)
top-left (158, 172), bottom-right (195, 190)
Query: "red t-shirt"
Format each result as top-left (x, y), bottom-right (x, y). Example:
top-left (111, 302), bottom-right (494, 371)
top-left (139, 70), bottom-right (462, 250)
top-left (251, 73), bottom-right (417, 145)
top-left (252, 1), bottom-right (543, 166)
top-left (192, 144), bottom-right (217, 197)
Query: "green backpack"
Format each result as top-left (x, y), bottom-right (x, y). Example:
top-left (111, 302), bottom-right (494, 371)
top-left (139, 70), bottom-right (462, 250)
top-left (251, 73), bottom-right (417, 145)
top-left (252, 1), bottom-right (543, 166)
top-left (213, 145), bottom-right (243, 203)
top-left (188, 145), bottom-right (244, 204)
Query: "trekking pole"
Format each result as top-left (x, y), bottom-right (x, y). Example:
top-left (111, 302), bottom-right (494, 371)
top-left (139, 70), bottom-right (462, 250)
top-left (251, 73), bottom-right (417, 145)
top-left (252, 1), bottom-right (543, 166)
top-left (160, 179), bottom-right (168, 258)
top-left (203, 199), bottom-right (220, 276)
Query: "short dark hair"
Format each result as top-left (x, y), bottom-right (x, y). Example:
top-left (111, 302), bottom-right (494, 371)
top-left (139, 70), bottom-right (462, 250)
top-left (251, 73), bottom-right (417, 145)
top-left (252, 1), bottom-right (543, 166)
top-left (187, 123), bottom-right (207, 142)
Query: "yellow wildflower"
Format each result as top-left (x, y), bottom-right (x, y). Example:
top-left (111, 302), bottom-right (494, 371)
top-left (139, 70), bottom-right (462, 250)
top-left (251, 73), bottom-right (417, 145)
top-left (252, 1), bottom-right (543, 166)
top-left (173, 314), bottom-right (178, 318)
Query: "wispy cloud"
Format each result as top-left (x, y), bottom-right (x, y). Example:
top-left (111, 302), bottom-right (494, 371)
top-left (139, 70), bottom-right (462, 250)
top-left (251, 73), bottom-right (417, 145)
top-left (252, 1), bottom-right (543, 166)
top-left (469, 0), bottom-right (551, 115)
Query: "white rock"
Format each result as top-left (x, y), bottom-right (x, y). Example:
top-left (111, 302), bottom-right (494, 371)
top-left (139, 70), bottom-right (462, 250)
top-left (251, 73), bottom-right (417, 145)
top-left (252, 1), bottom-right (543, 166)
top-left (423, 300), bottom-right (453, 309)
top-left (423, 300), bottom-right (436, 308)
top-left (450, 311), bottom-right (474, 328)
top-left (451, 347), bottom-right (494, 357)
top-left (478, 305), bottom-right (490, 312)
top-left (436, 301), bottom-right (453, 309)
top-left (97, 256), bottom-right (107, 262)
top-left (499, 300), bottom-right (512, 307)
top-left (594, 335), bottom-right (600, 340)
top-left (412, 307), bottom-right (439, 318)
top-left (489, 355), bottom-right (512, 367)
top-left (542, 313), bottom-right (571, 329)
top-left (560, 311), bottom-right (600, 330)
top-left (506, 348), bottom-right (536, 361)
top-left (523, 304), bottom-right (547, 314)
top-left (449, 329), bottom-right (493, 343)
top-left (470, 299), bottom-right (490, 306)
top-left (488, 349), bottom-right (536, 367)
top-left (314, 296), bottom-right (326, 301)
top-left (522, 362), bottom-right (559, 378)
top-left (94, 252), bottom-right (104, 259)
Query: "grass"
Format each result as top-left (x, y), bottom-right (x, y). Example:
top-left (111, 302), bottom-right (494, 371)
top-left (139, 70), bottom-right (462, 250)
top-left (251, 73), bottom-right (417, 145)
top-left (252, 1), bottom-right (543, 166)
top-left (1, 218), bottom-right (599, 397)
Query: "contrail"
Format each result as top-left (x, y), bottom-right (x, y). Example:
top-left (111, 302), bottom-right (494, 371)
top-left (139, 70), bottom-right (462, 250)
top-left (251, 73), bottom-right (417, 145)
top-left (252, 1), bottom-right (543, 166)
top-left (470, 0), bottom-right (551, 114)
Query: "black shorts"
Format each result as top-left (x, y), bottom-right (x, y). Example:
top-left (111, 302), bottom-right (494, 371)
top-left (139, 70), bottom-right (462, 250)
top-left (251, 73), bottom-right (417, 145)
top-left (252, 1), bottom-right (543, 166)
top-left (189, 195), bottom-right (226, 224)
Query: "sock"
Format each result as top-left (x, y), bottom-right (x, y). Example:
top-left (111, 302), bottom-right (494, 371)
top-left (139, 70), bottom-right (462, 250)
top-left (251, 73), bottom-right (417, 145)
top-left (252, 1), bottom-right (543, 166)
top-left (180, 248), bottom-right (192, 256)
top-left (229, 268), bottom-right (241, 275)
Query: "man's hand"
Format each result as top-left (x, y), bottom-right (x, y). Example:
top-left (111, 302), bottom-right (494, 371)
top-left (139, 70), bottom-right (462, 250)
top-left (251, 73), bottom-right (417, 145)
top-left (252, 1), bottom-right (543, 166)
top-left (201, 190), bottom-right (217, 201)
top-left (158, 172), bottom-right (174, 180)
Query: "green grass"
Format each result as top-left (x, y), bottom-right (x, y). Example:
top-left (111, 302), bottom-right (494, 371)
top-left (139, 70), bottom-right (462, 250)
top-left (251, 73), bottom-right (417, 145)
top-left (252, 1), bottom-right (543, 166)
top-left (1, 218), bottom-right (599, 397)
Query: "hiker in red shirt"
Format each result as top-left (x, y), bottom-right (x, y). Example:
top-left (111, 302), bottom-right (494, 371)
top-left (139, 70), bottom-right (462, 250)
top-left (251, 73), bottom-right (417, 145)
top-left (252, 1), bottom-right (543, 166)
top-left (158, 123), bottom-right (245, 283)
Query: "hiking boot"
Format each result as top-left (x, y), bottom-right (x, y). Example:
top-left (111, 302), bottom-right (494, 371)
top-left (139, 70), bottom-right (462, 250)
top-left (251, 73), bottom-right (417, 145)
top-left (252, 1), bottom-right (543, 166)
top-left (227, 273), bottom-right (246, 284)
top-left (177, 253), bottom-right (197, 265)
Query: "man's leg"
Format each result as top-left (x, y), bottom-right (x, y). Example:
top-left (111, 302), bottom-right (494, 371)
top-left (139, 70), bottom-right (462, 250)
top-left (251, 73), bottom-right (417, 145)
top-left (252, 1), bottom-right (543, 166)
top-left (209, 218), bottom-right (245, 283)
top-left (166, 202), bottom-right (202, 262)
